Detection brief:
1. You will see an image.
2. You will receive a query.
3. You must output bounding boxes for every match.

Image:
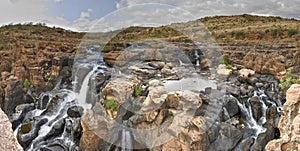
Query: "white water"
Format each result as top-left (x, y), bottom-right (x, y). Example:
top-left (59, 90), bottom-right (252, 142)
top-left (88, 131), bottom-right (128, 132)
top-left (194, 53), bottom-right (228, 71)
top-left (121, 129), bottom-right (133, 151)
top-left (234, 90), bottom-right (270, 138)
top-left (75, 65), bottom-right (99, 109)
top-left (194, 50), bottom-right (200, 66)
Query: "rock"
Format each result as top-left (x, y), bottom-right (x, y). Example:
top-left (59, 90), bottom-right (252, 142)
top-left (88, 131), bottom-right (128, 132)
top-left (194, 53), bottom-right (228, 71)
top-left (0, 109), bottom-right (23, 151)
top-left (142, 86), bottom-right (167, 112)
top-left (80, 103), bottom-right (111, 151)
top-left (265, 84), bottom-right (300, 150)
top-left (102, 75), bottom-right (140, 105)
top-left (211, 123), bottom-right (243, 151)
top-left (200, 58), bottom-right (211, 70)
top-left (250, 96), bottom-right (263, 122)
top-left (165, 92), bottom-right (180, 109)
top-left (217, 64), bottom-right (232, 77)
top-left (148, 79), bottom-right (160, 86)
top-left (218, 83), bottom-right (240, 96)
top-left (239, 68), bottom-right (255, 78)
top-left (67, 106), bottom-right (84, 118)
top-left (11, 103), bottom-right (35, 130)
top-left (223, 95), bottom-right (239, 117)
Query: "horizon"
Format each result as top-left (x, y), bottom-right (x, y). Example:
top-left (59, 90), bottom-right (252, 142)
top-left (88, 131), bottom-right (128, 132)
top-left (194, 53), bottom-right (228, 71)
top-left (1, 0), bottom-right (300, 32)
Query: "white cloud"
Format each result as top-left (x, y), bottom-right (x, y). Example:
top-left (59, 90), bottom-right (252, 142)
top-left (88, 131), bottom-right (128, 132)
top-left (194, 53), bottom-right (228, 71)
top-left (54, 0), bottom-right (63, 3)
top-left (80, 12), bottom-right (90, 19)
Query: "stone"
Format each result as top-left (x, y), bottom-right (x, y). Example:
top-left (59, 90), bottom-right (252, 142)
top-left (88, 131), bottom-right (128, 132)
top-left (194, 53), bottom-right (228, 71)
top-left (217, 64), bottom-right (232, 77)
top-left (239, 68), bottom-right (255, 78)
top-left (265, 84), bottom-right (300, 150)
top-left (67, 106), bottom-right (84, 118)
top-left (102, 75), bottom-right (140, 104)
top-left (0, 109), bottom-right (23, 151)
top-left (165, 92), bottom-right (180, 109)
top-left (211, 123), bottom-right (243, 151)
top-left (200, 58), bottom-right (211, 70)
top-left (80, 103), bottom-right (111, 151)
top-left (223, 95), bottom-right (239, 117)
top-left (148, 79), bottom-right (160, 86)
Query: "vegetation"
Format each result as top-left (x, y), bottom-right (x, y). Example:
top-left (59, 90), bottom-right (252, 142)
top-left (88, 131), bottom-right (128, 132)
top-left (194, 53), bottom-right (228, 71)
top-left (134, 87), bottom-right (142, 96)
top-left (288, 28), bottom-right (298, 37)
top-left (279, 71), bottom-right (300, 91)
top-left (23, 78), bottom-right (31, 88)
top-left (105, 99), bottom-right (119, 111)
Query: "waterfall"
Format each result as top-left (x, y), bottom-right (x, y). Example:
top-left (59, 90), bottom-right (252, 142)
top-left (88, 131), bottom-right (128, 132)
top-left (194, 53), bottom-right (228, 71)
top-left (121, 129), bottom-right (133, 151)
top-left (194, 50), bottom-right (200, 66)
top-left (75, 65), bottom-right (98, 109)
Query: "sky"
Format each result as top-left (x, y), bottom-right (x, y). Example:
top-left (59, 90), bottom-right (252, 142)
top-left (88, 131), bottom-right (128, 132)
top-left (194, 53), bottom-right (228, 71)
top-left (1, 0), bottom-right (300, 31)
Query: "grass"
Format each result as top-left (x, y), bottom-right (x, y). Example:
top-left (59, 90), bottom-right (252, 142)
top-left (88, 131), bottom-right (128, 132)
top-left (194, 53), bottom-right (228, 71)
top-left (134, 87), bottom-right (142, 96)
top-left (23, 78), bottom-right (31, 88)
top-left (279, 71), bottom-right (300, 91)
top-left (105, 99), bottom-right (119, 111)
top-left (288, 28), bottom-right (298, 37)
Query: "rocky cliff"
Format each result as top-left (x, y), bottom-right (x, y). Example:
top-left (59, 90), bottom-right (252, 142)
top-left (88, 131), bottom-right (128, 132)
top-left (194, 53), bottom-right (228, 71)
top-left (265, 84), bottom-right (300, 150)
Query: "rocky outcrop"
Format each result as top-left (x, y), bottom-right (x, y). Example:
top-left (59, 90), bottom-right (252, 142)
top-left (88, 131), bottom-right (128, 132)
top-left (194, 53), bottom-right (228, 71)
top-left (0, 108), bottom-right (23, 151)
top-left (265, 84), bottom-right (300, 151)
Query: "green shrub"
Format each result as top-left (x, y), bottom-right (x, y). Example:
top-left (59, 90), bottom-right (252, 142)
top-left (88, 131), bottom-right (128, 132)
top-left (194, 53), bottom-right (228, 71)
top-left (102, 45), bottom-right (114, 52)
top-left (23, 78), bottom-right (31, 88)
top-left (279, 71), bottom-right (300, 90)
top-left (288, 29), bottom-right (298, 37)
top-left (220, 56), bottom-right (229, 66)
top-left (105, 99), bottom-right (119, 111)
top-left (235, 31), bottom-right (245, 39)
top-left (134, 87), bottom-right (142, 96)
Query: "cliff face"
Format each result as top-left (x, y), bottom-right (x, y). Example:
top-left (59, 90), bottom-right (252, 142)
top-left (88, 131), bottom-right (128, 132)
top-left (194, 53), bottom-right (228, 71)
top-left (0, 108), bottom-right (23, 151)
top-left (265, 84), bottom-right (300, 151)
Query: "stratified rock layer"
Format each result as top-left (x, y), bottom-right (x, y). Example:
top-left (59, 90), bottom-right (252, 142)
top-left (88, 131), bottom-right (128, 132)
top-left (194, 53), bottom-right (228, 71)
top-left (265, 84), bottom-right (300, 151)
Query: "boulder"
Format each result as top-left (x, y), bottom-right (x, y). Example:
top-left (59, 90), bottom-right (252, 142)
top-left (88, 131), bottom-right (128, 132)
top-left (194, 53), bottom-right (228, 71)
top-left (265, 84), bottom-right (300, 150)
top-left (0, 109), bottom-right (23, 151)
top-left (102, 75), bottom-right (140, 104)
top-left (217, 64), bottom-right (232, 77)
top-left (239, 68), bottom-right (255, 78)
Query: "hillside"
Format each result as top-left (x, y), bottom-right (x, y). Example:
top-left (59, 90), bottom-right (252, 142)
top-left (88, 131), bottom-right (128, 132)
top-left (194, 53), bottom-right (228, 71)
top-left (0, 14), bottom-right (299, 90)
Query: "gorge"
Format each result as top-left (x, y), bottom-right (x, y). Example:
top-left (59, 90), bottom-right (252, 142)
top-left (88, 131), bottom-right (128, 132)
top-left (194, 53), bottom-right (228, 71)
top-left (0, 14), bottom-right (300, 151)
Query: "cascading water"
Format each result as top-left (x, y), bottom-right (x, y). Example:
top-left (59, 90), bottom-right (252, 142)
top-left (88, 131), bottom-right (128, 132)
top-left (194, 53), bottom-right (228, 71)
top-left (194, 50), bottom-right (200, 66)
top-left (121, 129), bottom-right (133, 151)
top-left (14, 46), bottom-right (108, 151)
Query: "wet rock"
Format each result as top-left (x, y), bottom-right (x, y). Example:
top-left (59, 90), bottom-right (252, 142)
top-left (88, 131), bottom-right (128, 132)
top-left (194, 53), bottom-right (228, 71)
top-left (67, 106), bottom-right (84, 118)
top-left (0, 109), bottom-right (23, 151)
top-left (251, 125), bottom-right (274, 151)
top-left (11, 103), bottom-right (35, 130)
top-left (235, 137), bottom-right (254, 151)
top-left (211, 123), bottom-right (243, 151)
top-left (223, 95), bottom-right (239, 117)
top-left (250, 96), bottom-right (263, 122)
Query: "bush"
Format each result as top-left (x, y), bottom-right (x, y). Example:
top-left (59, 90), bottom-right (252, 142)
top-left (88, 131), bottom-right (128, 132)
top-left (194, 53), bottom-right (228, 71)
top-left (220, 56), bottom-right (229, 66)
top-left (134, 87), bottom-right (142, 96)
top-left (105, 99), bottom-right (119, 111)
top-left (288, 29), bottom-right (298, 37)
top-left (279, 71), bottom-right (300, 91)
top-left (23, 78), bottom-right (31, 88)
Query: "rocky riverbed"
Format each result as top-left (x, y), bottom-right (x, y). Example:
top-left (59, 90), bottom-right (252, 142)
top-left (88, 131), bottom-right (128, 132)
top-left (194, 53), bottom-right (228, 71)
top-left (0, 40), bottom-right (291, 151)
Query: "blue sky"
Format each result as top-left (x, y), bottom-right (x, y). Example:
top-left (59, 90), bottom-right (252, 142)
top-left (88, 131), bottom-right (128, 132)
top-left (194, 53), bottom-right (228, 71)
top-left (46, 0), bottom-right (118, 21)
top-left (1, 0), bottom-right (300, 31)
